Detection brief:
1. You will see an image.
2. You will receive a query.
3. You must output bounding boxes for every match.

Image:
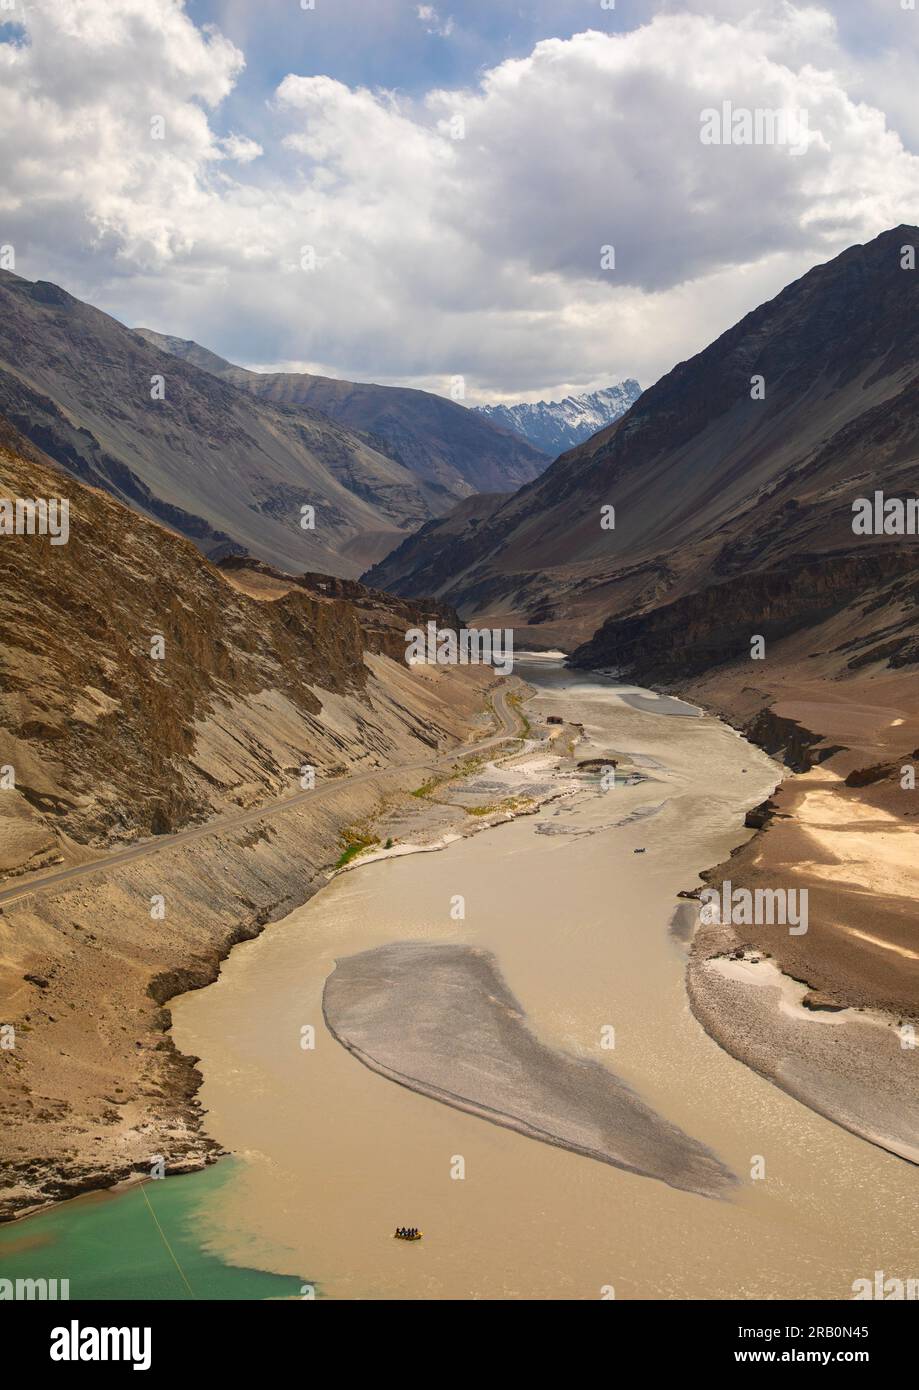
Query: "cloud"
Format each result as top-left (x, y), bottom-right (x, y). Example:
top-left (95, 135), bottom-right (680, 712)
top-left (416, 5), bottom-right (455, 39)
top-left (0, 0), bottom-right (243, 268)
top-left (220, 132), bottom-right (263, 163)
top-left (3, 0), bottom-right (919, 400)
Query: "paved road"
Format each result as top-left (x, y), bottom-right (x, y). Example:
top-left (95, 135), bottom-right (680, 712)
top-left (0, 684), bottom-right (524, 909)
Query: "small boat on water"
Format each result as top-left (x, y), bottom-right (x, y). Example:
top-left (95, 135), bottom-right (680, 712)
top-left (394, 1228), bottom-right (423, 1241)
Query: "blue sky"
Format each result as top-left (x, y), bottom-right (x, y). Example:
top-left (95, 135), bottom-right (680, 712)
top-left (184, 0), bottom-right (919, 138)
top-left (185, 0), bottom-right (916, 100)
top-left (181, 0), bottom-right (641, 206)
top-left (188, 1), bottom-right (629, 104)
top-left (3, 1), bottom-right (919, 401)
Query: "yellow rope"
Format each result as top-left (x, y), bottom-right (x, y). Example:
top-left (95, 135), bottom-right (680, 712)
top-left (140, 1183), bottom-right (195, 1299)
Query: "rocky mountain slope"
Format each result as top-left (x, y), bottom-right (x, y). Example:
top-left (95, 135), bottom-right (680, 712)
top-left (0, 420), bottom-right (465, 869)
top-left (472, 381), bottom-right (642, 456)
top-left (366, 225), bottom-right (919, 655)
top-left (0, 417), bottom-right (498, 1216)
top-left (0, 271), bottom-right (441, 577)
top-left (135, 328), bottom-right (549, 503)
top-left (361, 491), bottom-right (512, 606)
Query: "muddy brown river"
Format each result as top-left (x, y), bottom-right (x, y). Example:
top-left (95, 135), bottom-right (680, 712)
top-left (171, 660), bottom-right (918, 1299)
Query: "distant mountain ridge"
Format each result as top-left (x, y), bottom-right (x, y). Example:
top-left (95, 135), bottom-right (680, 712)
top-left (0, 270), bottom-right (444, 577)
top-left (134, 329), bottom-right (549, 502)
top-left (472, 381), bottom-right (642, 456)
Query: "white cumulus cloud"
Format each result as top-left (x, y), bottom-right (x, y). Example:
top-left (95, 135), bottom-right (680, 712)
top-left (2, 0), bottom-right (919, 400)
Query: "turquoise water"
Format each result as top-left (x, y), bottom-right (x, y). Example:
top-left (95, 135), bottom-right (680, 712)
top-left (0, 1161), bottom-right (311, 1300)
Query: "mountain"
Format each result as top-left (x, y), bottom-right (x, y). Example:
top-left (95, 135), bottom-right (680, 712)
top-left (134, 329), bottom-right (549, 502)
top-left (0, 414), bottom-right (492, 1215)
top-left (364, 225), bottom-right (919, 658)
top-left (0, 270), bottom-right (443, 577)
top-left (365, 226), bottom-right (919, 1058)
top-left (360, 492), bottom-right (512, 607)
top-left (0, 414), bottom-right (468, 858)
top-left (472, 381), bottom-right (642, 456)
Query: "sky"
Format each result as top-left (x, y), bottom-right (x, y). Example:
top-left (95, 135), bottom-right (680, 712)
top-left (2, 0), bottom-right (919, 403)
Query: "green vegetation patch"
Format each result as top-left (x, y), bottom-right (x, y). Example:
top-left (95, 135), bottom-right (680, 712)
top-left (334, 831), bottom-right (379, 868)
top-left (506, 692), bottom-right (532, 737)
top-left (466, 796), bottom-right (535, 818)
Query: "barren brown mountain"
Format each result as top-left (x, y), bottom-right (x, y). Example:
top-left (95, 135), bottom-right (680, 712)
top-left (366, 225), bottom-right (919, 656)
top-left (0, 270), bottom-right (445, 576)
top-left (134, 327), bottom-right (549, 503)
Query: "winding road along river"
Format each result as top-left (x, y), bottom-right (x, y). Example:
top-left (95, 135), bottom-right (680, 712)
top-left (171, 660), bottom-right (918, 1299)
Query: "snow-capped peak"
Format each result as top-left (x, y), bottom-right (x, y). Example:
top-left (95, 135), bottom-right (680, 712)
top-left (472, 380), bottom-right (642, 458)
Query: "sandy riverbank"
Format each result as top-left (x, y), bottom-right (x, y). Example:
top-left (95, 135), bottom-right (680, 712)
top-left (676, 653), bottom-right (919, 1167)
top-left (687, 946), bottom-right (919, 1165)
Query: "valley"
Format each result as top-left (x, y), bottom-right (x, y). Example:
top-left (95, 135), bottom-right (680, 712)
top-left (362, 228), bottom-right (919, 1158)
top-left (1, 218), bottom-right (917, 1313)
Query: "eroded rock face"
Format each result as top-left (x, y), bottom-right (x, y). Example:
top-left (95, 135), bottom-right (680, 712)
top-left (323, 940), bottom-right (736, 1199)
top-left (0, 429), bottom-right (342, 853)
top-left (570, 552), bottom-right (919, 692)
top-left (218, 558), bottom-right (461, 664)
top-left (0, 423), bottom-right (464, 865)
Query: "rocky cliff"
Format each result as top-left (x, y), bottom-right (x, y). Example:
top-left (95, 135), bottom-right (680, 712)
top-left (571, 550), bottom-right (919, 683)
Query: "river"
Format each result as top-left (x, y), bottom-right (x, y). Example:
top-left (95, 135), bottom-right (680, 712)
top-left (168, 660), bottom-right (918, 1298)
top-left (3, 660), bottom-right (915, 1299)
